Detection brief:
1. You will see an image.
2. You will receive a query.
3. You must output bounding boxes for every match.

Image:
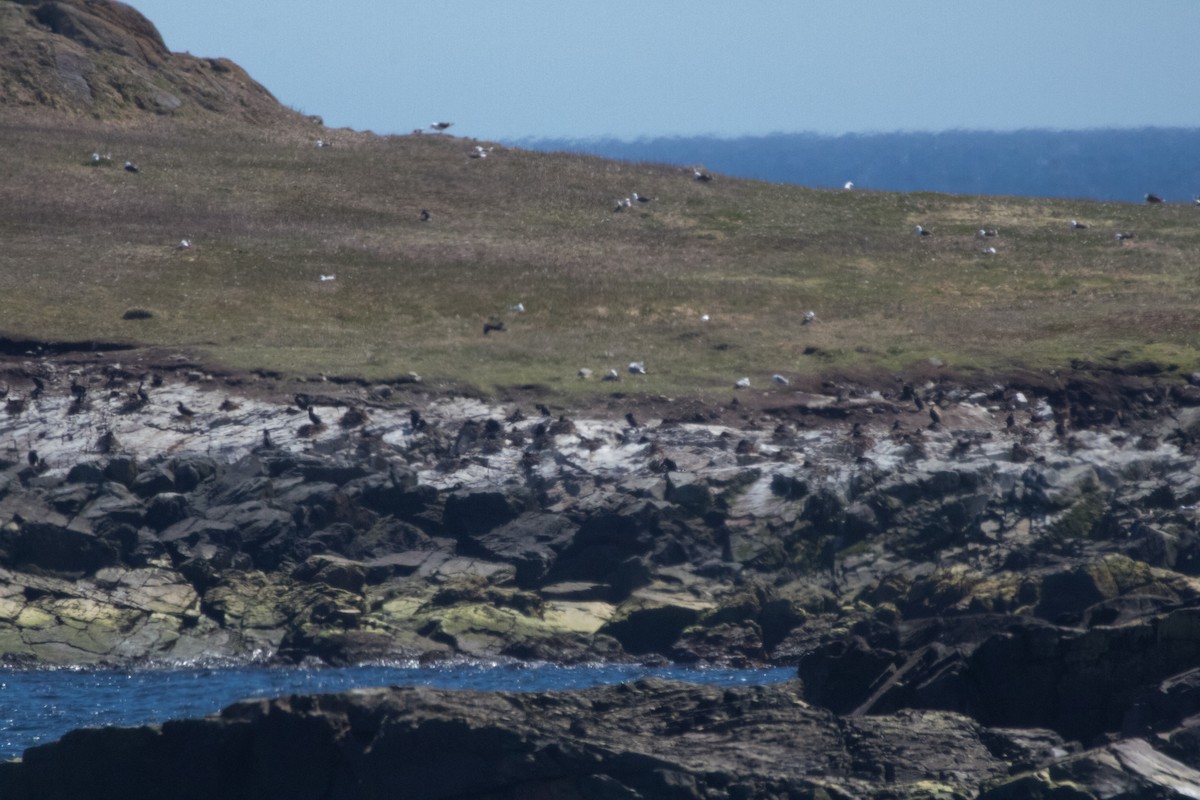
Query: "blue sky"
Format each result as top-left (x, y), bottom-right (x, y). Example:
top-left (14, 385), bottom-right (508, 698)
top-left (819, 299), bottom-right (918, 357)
top-left (130, 1), bottom-right (1200, 141)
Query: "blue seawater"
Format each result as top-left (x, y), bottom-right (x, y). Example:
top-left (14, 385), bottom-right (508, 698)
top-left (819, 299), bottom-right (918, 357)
top-left (0, 663), bottom-right (795, 761)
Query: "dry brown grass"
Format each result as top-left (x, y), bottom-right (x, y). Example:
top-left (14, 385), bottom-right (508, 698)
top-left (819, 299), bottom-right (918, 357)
top-left (3, 110), bottom-right (1200, 400)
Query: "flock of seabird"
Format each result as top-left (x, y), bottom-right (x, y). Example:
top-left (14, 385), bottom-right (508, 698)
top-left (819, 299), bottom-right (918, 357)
top-left (613, 192), bottom-right (654, 212)
top-left (912, 198), bottom-right (1183, 249)
top-left (79, 124), bottom-right (1195, 407)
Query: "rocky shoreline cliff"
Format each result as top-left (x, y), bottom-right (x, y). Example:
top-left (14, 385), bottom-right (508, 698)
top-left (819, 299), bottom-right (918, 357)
top-left (3, 348), bottom-right (1198, 672)
top-left (7, 349), bottom-right (1200, 795)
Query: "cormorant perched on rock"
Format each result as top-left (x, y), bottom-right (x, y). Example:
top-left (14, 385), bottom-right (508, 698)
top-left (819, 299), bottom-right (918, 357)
top-left (262, 429), bottom-right (274, 448)
top-left (308, 406), bottom-right (323, 426)
top-left (27, 450), bottom-right (38, 467)
top-left (420, 209), bottom-right (431, 222)
top-left (119, 384), bottom-right (148, 413)
top-left (176, 401), bottom-right (195, 418)
top-left (929, 406), bottom-right (942, 427)
top-left (410, 409), bottom-right (427, 431)
top-left (219, 397), bottom-right (240, 412)
top-left (30, 377), bottom-right (44, 400)
top-left (625, 412), bottom-right (639, 428)
top-left (536, 403), bottom-right (552, 417)
top-left (1006, 412), bottom-right (1016, 429)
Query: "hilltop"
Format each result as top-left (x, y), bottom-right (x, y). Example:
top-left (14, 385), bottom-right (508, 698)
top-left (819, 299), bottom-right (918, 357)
top-left (0, 0), bottom-right (304, 125)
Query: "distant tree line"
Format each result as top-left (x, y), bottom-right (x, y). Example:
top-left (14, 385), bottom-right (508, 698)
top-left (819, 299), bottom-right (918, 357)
top-left (514, 128), bottom-right (1200, 203)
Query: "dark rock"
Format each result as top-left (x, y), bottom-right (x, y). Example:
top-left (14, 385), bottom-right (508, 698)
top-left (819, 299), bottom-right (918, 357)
top-left (144, 492), bottom-right (189, 531)
top-left (665, 471), bottom-right (712, 514)
top-left (102, 456), bottom-right (138, 487)
top-left (600, 599), bottom-right (705, 655)
top-left (0, 520), bottom-right (119, 576)
top-left (465, 512), bottom-right (577, 587)
top-left (292, 555), bottom-right (366, 595)
top-left (131, 465), bottom-right (175, 499)
top-left (346, 474), bottom-right (438, 530)
top-left (79, 482), bottom-right (146, 531)
top-left (549, 499), bottom-right (665, 583)
top-left (443, 488), bottom-right (529, 537)
top-left (0, 680), bottom-right (1042, 800)
top-left (170, 455), bottom-right (216, 493)
top-left (207, 501), bottom-right (297, 570)
top-left (65, 461), bottom-right (105, 484)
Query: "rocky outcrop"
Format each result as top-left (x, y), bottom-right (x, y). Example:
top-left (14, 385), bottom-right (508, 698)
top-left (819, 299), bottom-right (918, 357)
top-left (0, 0), bottom-right (309, 124)
top-left (9, 356), bottom-right (1200, 794)
top-left (0, 679), bottom-right (1078, 800)
top-left (6, 678), bottom-right (1200, 800)
top-left (3, 357), bottom-right (1200, 677)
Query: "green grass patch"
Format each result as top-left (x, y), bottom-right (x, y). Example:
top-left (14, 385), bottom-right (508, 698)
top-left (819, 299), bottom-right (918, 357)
top-left (4, 112), bottom-right (1200, 398)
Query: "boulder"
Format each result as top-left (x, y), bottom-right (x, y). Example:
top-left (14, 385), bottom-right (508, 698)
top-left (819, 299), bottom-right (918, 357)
top-left (442, 489), bottom-right (529, 537)
top-left (466, 512), bottom-right (578, 587)
top-left (144, 492), bottom-right (189, 531)
top-left (599, 591), bottom-right (712, 655)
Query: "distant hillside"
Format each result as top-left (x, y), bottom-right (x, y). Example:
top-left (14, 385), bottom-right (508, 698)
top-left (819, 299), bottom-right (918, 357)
top-left (0, 0), bottom-right (306, 126)
top-left (515, 129), bottom-right (1200, 203)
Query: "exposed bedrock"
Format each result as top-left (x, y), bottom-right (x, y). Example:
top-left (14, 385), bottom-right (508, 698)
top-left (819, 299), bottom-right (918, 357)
top-left (5, 678), bottom-right (1200, 800)
top-left (7, 360), bottom-right (1200, 793)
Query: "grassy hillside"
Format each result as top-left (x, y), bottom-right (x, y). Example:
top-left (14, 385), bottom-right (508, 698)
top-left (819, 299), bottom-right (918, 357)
top-left (3, 111), bottom-right (1200, 400)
